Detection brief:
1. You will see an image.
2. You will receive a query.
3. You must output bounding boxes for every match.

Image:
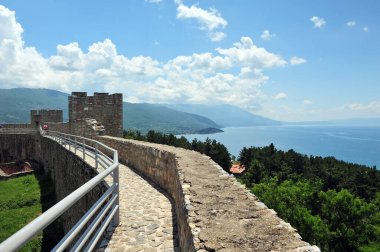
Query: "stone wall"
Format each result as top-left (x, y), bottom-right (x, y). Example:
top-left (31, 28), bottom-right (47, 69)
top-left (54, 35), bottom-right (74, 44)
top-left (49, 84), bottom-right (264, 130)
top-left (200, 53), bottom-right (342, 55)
top-left (45, 122), bottom-right (70, 133)
top-left (69, 92), bottom-right (123, 137)
top-left (0, 133), bottom-right (107, 241)
top-left (98, 136), bottom-right (320, 252)
top-left (0, 133), bottom-right (41, 163)
top-left (45, 119), bottom-right (105, 138)
top-left (2, 123), bottom-right (32, 129)
top-left (30, 109), bottom-right (63, 125)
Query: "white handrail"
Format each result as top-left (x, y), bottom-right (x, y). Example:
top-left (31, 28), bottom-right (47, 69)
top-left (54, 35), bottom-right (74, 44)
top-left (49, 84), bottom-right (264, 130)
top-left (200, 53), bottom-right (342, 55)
top-left (0, 130), bottom-right (119, 252)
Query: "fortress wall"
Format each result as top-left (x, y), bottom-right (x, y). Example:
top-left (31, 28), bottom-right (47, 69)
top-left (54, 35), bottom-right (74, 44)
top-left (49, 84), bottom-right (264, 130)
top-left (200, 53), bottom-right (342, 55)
top-left (0, 133), bottom-right (107, 240)
top-left (45, 122), bottom-right (70, 133)
top-left (0, 133), bottom-right (40, 163)
top-left (2, 124), bottom-right (32, 129)
top-left (31, 109), bottom-right (63, 124)
top-left (40, 137), bottom-right (108, 235)
top-left (98, 136), bottom-right (320, 252)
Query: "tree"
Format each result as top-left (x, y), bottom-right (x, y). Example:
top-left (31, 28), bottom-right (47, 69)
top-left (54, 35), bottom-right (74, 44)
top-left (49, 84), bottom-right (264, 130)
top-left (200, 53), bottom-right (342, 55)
top-left (319, 189), bottom-right (376, 251)
top-left (252, 179), bottom-right (331, 249)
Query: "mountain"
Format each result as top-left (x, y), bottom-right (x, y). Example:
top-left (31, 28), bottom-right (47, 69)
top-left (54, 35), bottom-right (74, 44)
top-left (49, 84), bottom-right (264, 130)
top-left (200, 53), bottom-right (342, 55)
top-left (0, 88), bottom-right (69, 123)
top-left (0, 88), bottom-right (221, 134)
top-left (123, 103), bottom-right (222, 134)
top-left (164, 103), bottom-right (281, 127)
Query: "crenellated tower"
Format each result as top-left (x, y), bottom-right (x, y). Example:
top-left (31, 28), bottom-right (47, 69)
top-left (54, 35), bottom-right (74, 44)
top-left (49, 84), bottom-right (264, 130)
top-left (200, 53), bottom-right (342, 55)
top-left (68, 92), bottom-right (123, 137)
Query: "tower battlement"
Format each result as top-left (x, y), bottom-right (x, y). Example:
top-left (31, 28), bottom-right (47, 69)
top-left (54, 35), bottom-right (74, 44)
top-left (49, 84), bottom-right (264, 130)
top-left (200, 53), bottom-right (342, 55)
top-left (69, 92), bottom-right (123, 137)
top-left (30, 109), bottom-right (63, 128)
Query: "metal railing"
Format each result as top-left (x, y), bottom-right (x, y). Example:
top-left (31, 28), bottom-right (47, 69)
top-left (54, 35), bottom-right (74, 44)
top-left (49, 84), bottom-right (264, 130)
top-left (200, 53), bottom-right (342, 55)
top-left (0, 130), bottom-right (120, 252)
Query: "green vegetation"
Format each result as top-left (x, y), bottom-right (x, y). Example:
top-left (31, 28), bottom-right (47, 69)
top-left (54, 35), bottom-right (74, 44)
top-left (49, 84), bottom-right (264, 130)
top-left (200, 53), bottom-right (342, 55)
top-left (0, 171), bottom-right (62, 251)
top-left (0, 88), bottom-right (68, 123)
top-left (124, 130), bottom-right (232, 171)
top-left (238, 144), bottom-right (380, 251)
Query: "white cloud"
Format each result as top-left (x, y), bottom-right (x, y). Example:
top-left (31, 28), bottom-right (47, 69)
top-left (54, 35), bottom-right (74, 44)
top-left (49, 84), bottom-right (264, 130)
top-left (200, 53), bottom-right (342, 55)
top-left (347, 101), bottom-right (380, 112)
top-left (290, 56), bottom-right (307, 65)
top-left (209, 31), bottom-right (226, 42)
top-left (262, 100), bottom-right (380, 122)
top-left (0, 4), bottom-right (297, 116)
top-left (274, 92), bottom-right (287, 100)
top-left (303, 100), bottom-right (313, 105)
top-left (216, 37), bottom-right (287, 68)
top-left (346, 20), bottom-right (356, 27)
top-left (176, 2), bottom-right (227, 42)
top-left (363, 26), bottom-right (369, 32)
top-left (310, 16), bottom-right (326, 29)
top-left (145, 0), bottom-right (162, 3)
top-left (261, 30), bottom-right (275, 41)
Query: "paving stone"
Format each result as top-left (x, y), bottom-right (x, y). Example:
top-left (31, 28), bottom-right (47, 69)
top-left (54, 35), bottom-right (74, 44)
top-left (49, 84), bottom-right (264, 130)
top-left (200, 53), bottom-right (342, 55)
top-left (149, 240), bottom-right (163, 247)
top-left (126, 246), bottom-right (145, 252)
top-left (146, 223), bottom-right (160, 230)
top-left (144, 248), bottom-right (157, 252)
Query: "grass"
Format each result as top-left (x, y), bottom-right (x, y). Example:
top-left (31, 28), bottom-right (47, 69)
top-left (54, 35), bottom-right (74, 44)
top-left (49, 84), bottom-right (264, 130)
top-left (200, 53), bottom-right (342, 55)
top-left (0, 171), bottom-right (62, 251)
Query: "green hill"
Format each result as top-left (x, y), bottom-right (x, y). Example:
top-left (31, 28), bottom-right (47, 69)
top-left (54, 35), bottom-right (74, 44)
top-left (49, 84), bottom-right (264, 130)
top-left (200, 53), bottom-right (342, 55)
top-left (0, 88), bottom-right (69, 123)
top-left (123, 103), bottom-right (221, 134)
top-left (0, 88), bottom-right (221, 134)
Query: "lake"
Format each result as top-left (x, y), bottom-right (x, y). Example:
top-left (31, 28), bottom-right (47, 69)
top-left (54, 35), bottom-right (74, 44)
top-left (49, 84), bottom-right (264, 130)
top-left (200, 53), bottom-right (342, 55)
top-left (181, 125), bottom-right (380, 169)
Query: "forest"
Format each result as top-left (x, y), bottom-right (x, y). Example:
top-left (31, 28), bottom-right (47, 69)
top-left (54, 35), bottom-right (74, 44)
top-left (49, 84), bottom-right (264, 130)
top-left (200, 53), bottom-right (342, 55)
top-left (123, 130), bottom-right (379, 251)
top-left (123, 130), bottom-right (231, 170)
top-left (238, 144), bottom-right (380, 251)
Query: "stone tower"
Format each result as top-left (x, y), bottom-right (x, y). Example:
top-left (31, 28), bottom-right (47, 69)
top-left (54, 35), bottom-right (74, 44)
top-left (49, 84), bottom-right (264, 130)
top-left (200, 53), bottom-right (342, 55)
top-left (68, 92), bottom-right (123, 137)
top-left (30, 109), bottom-right (63, 128)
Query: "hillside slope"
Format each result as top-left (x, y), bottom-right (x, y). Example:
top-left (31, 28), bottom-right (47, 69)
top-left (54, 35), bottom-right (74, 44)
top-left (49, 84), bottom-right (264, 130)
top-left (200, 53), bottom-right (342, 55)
top-left (0, 88), bottom-right (69, 123)
top-left (123, 103), bottom-right (221, 134)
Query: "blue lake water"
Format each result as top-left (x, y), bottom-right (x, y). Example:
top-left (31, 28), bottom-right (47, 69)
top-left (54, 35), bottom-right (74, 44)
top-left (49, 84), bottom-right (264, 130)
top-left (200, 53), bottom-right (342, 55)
top-left (181, 125), bottom-right (380, 169)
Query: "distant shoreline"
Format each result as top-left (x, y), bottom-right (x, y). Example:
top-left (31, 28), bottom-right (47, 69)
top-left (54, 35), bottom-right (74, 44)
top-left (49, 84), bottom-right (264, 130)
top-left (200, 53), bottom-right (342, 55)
top-left (180, 125), bottom-right (380, 169)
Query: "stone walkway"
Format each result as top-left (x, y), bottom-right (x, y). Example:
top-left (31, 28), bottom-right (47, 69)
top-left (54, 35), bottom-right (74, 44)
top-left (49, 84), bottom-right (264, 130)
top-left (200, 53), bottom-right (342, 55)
top-left (54, 137), bottom-right (179, 252)
top-left (100, 164), bottom-right (179, 252)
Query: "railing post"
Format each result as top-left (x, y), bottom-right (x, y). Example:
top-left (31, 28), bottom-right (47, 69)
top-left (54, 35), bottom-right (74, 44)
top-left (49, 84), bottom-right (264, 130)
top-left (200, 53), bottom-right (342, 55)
top-left (95, 142), bottom-right (98, 169)
top-left (83, 138), bottom-right (86, 160)
top-left (74, 136), bottom-right (77, 154)
top-left (113, 164), bottom-right (120, 226)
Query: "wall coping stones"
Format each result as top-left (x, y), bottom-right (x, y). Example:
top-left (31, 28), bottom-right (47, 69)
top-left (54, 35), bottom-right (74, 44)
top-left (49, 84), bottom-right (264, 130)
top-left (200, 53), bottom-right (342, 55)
top-left (98, 136), bottom-right (320, 252)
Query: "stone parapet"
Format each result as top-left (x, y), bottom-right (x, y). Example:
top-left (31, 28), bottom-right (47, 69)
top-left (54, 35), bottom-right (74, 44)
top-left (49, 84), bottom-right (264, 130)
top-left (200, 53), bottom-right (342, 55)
top-left (98, 136), bottom-right (320, 252)
top-left (1, 123), bottom-right (32, 129)
top-left (46, 122), bottom-right (70, 133)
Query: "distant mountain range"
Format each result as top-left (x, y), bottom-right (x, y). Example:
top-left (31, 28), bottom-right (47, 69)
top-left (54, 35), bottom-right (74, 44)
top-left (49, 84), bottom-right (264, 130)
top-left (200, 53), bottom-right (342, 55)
top-left (164, 104), bottom-right (281, 127)
top-left (0, 88), bottom-right (224, 134)
top-left (0, 88), bottom-right (225, 134)
top-left (2, 88), bottom-right (377, 134)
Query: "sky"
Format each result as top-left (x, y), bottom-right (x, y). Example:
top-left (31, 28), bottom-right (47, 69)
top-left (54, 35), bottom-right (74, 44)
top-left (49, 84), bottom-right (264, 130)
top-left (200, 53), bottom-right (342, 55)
top-left (0, 0), bottom-right (379, 121)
